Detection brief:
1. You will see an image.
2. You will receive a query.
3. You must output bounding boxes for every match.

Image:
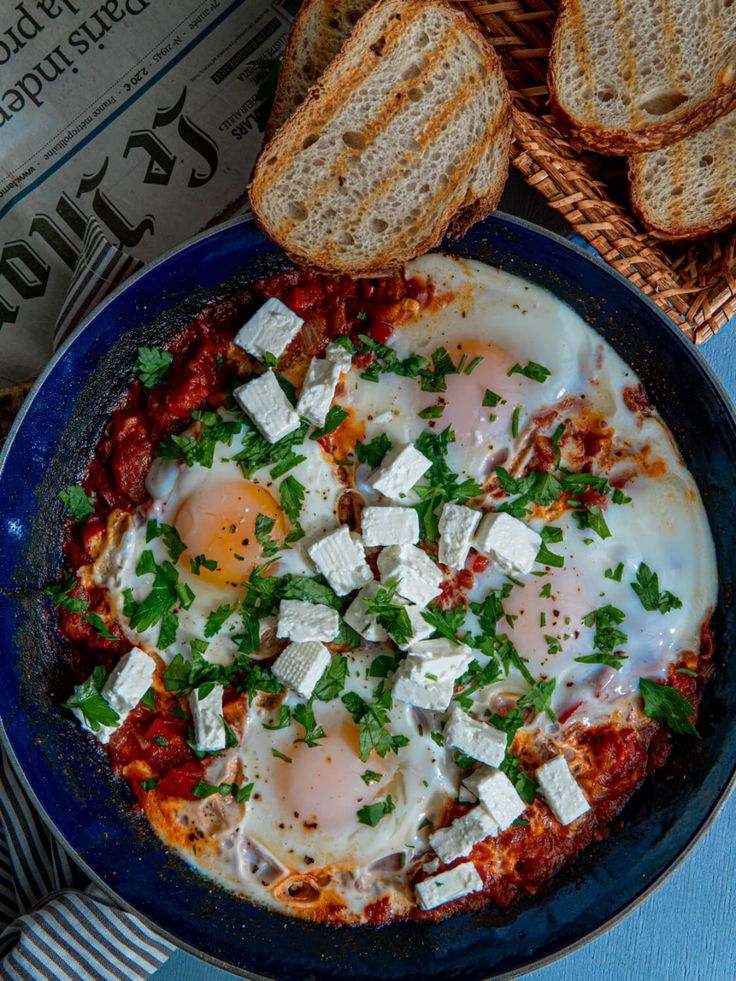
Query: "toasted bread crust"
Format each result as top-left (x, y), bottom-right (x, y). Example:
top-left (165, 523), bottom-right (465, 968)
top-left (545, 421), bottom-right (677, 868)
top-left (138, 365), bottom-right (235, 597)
top-left (249, 0), bottom-right (512, 277)
top-left (548, 0), bottom-right (736, 155)
top-left (628, 161), bottom-right (736, 241)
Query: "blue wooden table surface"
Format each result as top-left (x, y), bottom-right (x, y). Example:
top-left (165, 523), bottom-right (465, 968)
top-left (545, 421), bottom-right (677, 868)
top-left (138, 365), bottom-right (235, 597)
top-left (153, 175), bottom-right (736, 981)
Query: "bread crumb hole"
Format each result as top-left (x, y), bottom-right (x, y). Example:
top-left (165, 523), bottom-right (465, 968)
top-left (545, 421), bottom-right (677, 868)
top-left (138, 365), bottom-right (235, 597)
top-left (371, 218), bottom-right (388, 233)
top-left (302, 134), bottom-right (319, 149)
top-left (408, 87), bottom-right (423, 102)
top-left (639, 89), bottom-right (688, 115)
top-left (336, 232), bottom-right (354, 245)
top-left (342, 131), bottom-right (366, 150)
top-left (596, 87), bottom-right (616, 103)
top-left (287, 201), bottom-right (308, 221)
top-left (415, 30), bottom-right (429, 47)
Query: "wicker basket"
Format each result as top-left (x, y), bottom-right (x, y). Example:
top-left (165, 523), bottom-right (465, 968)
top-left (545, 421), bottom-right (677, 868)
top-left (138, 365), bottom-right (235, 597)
top-left (461, 0), bottom-right (736, 344)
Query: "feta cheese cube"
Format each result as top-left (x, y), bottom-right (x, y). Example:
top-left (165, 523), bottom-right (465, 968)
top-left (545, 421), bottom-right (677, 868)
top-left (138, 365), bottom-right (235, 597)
top-left (444, 705), bottom-right (507, 768)
top-left (438, 503), bottom-right (481, 569)
top-left (462, 766), bottom-right (526, 830)
top-left (429, 806), bottom-right (499, 864)
top-left (415, 861), bottom-right (483, 911)
top-left (234, 370), bottom-right (300, 444)
top-left (396, 603), bottom-right (435, 650)
top-left (307, 525), bottom-right (373, 596)
top-left (361, 506), bottom-right (420, 547)
top-left (271, 641), bottom-right (331, 699)
top-left (233, 297), bottom-right (303, 360)
top-left (72, 647), bottom-right (154, 744)
top-left (377, 544), bottom-right (442, 608)
top-left (296, 357), bottom-right (341, 427)
top-left (277, 599), bottom-right (339, 643)
top-left (189, 684), bottom-right (226, 751)
top-left (458, 783), bottom-right (477, 804)
top-left (422, 858), bottom-right (440, 875)
top-left (325, 340), bottom-right (353, 374)
top-left (368, 444), bottom-right (431, 500)
top-left (473, 511), bottom-right (541, 576)
top-left (391, 656), bottom-right (455, 711)
top-left (409, 638), bottom-right (473, 682)
top-left (535, 755), bottom-right (590, 826)
top-left (343, 581), bottom-right (388, 642)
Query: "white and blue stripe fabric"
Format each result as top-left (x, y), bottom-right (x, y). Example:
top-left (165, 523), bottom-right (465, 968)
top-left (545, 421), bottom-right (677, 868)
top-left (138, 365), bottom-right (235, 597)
top-left (2, 219), bottom-right (173, 978)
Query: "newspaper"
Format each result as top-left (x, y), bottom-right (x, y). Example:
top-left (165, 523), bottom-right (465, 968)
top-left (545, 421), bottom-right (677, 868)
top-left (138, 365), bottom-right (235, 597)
top-left (0, 0), bottom-right (297, 385)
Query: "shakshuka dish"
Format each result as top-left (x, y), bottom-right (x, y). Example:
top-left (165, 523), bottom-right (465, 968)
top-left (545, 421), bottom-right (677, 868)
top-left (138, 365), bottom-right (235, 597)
top-left (50, 254), bottom-right (717, 923)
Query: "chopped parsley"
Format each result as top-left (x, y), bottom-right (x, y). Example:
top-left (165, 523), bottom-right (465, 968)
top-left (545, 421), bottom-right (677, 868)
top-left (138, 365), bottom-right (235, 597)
top-left (292, 701), bottom-right (326, 747)
top-left (418, 403), bottom-right (445, 420)
top-left (572, 504), bottom-right (611, 540)
top-left (134, 346), bottom-right (173, 388)
top-left (313, 655), bottom-right (349, 701)
top-left (362, 580), bottom-right (413, 645)
top-left (418, 346), bottom-right (455, 392)
top-left (255, 513), bottom-right (281, 557)
top-left (639, 678), bottom-right (698, 737)
top-left (511, 404), bottom-right (522, 439)
top-left (59, 485), bottom-right (94, 521)
top-left (361, 770), bottom-right (383, 785)
top-left (355, 334), bottom-right (428, 384)
top-left (61, 665), bottom-right (119, 732)
top-left (309, 405), bottom-right (349, 440)
top-left (500, 752), bottom-right (537, 803)
top-left (139, 778), bottom-right (158, 791)
top-left (204, 603), bottom-right (236, 638)
top-left (612, 488), bottom-right (632, 505)
top-left (271, 748), bottom-right (293, 763)
top-left (631, 563), bottom-right (683, 614)
top-left (355, 433), bottom-right (392, 467)
top-left (576, 604), bottom-right (628, 670)
top-left (421, 602), bottom-right (466, 643)
top-left (483, 389), bottom-right (504, 408)
top-left (413, 427), bottom-right (483, 541)
top-left (605, 562), bottom-right (624, 582)
top-left (191, 554), bottom-right (217, 575)
top-left (357, 795), bottom-right (396, 827)
top-left (193, 780), bottom-right (254, 802)
top-left (46, 573), bottom-right (116, 641)
top-left (342, 683), bottom-right (409, 762)
top-left (508, 361), bottom-right (551, 383)
top-left (279, 475), bottom-right (305, 524)
top-left (263, 705), bottom-right (291, 730)
top-left (518, 677), bottom-right (556, 720)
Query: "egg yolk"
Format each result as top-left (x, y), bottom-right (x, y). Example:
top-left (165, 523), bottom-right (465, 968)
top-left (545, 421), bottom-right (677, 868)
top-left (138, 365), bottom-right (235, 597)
top-left (275, 719), bottom-right (389, 834)
top-left (174, 479), bottom-right (284, 588)
top-left (437, 339), bottom-right (518, 441)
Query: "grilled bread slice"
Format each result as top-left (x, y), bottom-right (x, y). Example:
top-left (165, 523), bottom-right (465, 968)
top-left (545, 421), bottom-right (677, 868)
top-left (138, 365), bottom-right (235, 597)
top-left (628, 108), bottom-right (736, 239)
top-left (549, 0), bottom-right (736, 154)
top-left (249, 0), bottom-right (512, 276)
top-left (266, 0), bottom-right (376, 139)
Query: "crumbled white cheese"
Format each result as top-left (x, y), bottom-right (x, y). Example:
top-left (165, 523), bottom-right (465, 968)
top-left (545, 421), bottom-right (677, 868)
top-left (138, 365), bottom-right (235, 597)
top-left (414, 861), bottom-right (483, 911)
top-left (144, 458), bottom-right (179, 499)
top-left (368, 443), bottom-right (431, 500)
top-left (72, 647), bottom-right (153, 744)
top-left (296, 357), bottom-right (341, 427)
top-left (473, 511), bottom-right (541, 575)
top-left (307, 526), bottom-right (373, 596)
top-left (422, 858), bottom-right (440, 875)
top-left (429, 806), bottom-right (499, 864)
top-left (361, 506), bottom-right (420, 547)
top-left (438, 503), bottom-right (481, 569)
top-left (271, 641), bottom-right (331, 699)
top-left (233, 297), bottom-right (303, 360)
top-left (325, 340), bottom-right (353, 374)
top-left (377, 543), bottom-right (442, 607)
top-left (408, 638), bottom-right (473, 683)
top-left (189, 684), bottom-right (226, 751)
top-left (391, 656), bottom-right (456, 712)
top-left (276, 599), bottom-right (339, 643)
top-left (444, 705), bottom-right (507, 768)
top-left (535, 755), bottom-right (591, 826)
top-left (233, 370), bottom-right (300, 443)
top-left (462, 766), bottom-right (526, 830)
top-left (396, 603), bottom-right (435, 651)
top-left (343, 581), bottom-right (388, 642)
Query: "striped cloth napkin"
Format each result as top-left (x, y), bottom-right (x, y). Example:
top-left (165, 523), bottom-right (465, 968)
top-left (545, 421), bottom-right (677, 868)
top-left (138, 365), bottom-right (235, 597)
top-left (1, 217), bottom-right (173, 979)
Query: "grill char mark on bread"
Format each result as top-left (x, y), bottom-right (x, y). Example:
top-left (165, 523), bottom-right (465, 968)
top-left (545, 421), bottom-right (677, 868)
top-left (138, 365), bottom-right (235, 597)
top-left (548, 0), bottom-right (736, 154)
top-left (249, 0), bottom-right (512, 277)
top-left (628, 107), bottom-right (736, 239)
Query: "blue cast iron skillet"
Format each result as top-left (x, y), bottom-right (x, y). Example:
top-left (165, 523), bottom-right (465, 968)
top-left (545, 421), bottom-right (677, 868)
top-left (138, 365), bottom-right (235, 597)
top-left (1, 213), bottom-right (735, 981)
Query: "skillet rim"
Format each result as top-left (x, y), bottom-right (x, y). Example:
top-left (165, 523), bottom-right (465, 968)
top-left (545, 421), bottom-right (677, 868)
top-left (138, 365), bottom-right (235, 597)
top-left (1, 210), bottom-right (735, 981)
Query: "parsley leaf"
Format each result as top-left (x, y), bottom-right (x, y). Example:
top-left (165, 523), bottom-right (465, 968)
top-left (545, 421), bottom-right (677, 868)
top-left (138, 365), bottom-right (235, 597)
top-left (61, 665), bottom-right (119, 732)
top-left (357, 795), bottom-right (395, 827)
top-left (309, 405), bottom-right (349, 440)
top-left (361, 770), bottom-right (382, 785)
top-left (191, 554), bottom-right (217, 575)
top-left (279, 475), bottom-right (305, 524)
top-left (134, 346), bottom-right (173, 388)
top-left (418, 346), bottom-right (455, 392)
top-left (508, 361), bottom-right (551, 383)
top-left (204, 603), bottom-right (236, 638)
top-left (413, 427), bottom-right (483, 541)
top-left (580, 604), bottom-right (627, 666)
top-left (418, 403), bottom-right (445, 420)
top-left (639, 678), bottom-right (698, 737)
top-left (255, 513), bottom-right (281, 557)
top-left (500, 752), bottom-right (537, 803)
top-left (518, 678), bottom-right (557, 720)
top-left (292, 702), bottom-right (326, 747)
top-left (631, 563), bottom-right (683, 614)
top-left (313, 655), bottom-right (349, 702)
top-left (421, 603), bottom-right (466, 643)
top-left (362, 580), bottom-right (413, 646)
top-left (263, 705), bottom-right (291, 730)
top-left (59, 485), bottom-right (94, 521)
top-left (342, 684), bottom-right (408, 762)
top-left (355, 433), bottom-right (392, 468)
top-left (605, 562), bottom-right (624, 582)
